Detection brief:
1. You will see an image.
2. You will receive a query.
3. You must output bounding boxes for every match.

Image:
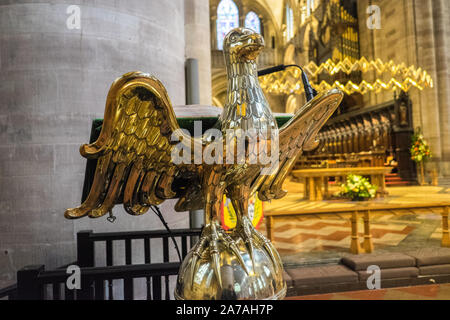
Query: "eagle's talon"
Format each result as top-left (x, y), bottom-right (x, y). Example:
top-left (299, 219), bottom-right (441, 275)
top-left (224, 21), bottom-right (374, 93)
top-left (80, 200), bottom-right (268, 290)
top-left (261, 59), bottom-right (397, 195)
top-left (190, 236), bottom-right (207, 287)
top-left (236, 216), bottom-right (257, 270)
top-left (189, 222), bottom-right (224, 288)
top-left (210, 222), bottom-right (222, 288)
top-left (219, 232), bottom-right (249, 275)
top-left (253, 228), bottom-right (280, 270)
top-left (235, 216), bottom-right (282, 272)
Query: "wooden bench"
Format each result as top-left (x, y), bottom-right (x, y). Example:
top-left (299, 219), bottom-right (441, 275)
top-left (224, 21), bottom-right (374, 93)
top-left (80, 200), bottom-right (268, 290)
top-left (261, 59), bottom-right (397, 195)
top-left (291, 167), bottom-right (392, 201)
top-left (265, 203), bottom-right (450, 254)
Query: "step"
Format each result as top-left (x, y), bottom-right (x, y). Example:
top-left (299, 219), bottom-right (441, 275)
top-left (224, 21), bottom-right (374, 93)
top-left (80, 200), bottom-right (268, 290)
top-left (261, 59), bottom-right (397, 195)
top-left (385, 181), bottom-right (412, 186)
top-left (386, 176), bottom-right (403, 180)
top-left (285, 249), bottom-right (450, 297)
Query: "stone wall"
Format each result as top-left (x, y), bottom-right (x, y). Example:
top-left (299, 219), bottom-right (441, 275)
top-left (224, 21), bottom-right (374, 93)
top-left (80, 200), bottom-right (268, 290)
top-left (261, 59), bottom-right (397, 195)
top-left (357, 0), bottom-right (450, 176)
top-left (0, 0), bottom-right (211, 286)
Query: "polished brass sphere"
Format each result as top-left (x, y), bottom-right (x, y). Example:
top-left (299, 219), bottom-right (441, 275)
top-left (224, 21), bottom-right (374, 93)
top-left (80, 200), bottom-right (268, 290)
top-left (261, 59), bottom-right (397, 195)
top-left (174, 227), bottom-right (286, 300)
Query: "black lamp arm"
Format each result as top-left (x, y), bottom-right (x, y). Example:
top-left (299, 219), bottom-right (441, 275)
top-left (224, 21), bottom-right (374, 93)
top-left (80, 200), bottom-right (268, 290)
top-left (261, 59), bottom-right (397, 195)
top-left (257, 64), bottom-right (318, 102)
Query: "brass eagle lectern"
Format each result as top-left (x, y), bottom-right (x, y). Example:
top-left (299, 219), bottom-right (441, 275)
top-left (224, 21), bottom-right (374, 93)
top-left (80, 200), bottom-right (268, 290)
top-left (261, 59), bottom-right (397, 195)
top-left (65, 28), bottom-right (343, 300)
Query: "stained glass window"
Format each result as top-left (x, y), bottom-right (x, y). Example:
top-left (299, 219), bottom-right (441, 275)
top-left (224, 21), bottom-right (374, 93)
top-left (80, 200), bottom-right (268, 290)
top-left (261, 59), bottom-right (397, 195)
top-left (300, 0), bottom-right (307, 24)
top-left (306, 0), bottom-right (318, 18)
top-left (216, 0), bottom-right (239, 50)
top-left (307, 0), bottom-right (313, 16)
top-left (286, 5), bottom-right (294, 41)
top-left (244, 11), bottom-right (261, 34)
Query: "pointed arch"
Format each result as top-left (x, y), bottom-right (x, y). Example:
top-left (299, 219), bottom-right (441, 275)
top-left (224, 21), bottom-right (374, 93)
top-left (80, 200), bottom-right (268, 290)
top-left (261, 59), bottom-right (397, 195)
top-left (216, 0), bottom-right (239, 50)
top-left (285, 3), bottom-right (294, 41)
top-left (244, 11), bottom-right (261, 34)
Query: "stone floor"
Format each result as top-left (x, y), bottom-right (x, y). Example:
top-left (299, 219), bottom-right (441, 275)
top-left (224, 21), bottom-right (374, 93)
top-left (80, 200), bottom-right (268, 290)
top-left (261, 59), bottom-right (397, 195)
top-left (260, 179), bottom-right (450, 267)
top-left (286, 283), bottom-right (450, 300)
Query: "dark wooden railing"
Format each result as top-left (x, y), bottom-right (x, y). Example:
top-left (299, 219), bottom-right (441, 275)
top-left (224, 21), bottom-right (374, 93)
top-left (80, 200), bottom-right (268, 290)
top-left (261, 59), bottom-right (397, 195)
top-left (3, 228), bottom-right (202, 300)
top-left (75, 228), bottom-right (201, 300)
top-left (16, 263), bottom-right (180, 300)
top-left (0, 284), bottom-right (17, 300)
top-left (77, 228), bottom-right (201, 267)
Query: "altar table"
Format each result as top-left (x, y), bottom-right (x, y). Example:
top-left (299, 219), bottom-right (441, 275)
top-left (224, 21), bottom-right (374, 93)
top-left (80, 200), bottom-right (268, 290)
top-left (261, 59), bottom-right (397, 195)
top-left (291, 167), bottom-right (393, 201)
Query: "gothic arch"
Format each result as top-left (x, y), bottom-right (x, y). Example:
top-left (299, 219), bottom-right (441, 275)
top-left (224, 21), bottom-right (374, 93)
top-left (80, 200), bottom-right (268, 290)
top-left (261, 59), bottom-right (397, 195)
top-left (245, 11), bottom-right (262, 34)
top-left (216, 0), bottom-right (240, 50)
top-left (210, 0), bottom-right (282, 51)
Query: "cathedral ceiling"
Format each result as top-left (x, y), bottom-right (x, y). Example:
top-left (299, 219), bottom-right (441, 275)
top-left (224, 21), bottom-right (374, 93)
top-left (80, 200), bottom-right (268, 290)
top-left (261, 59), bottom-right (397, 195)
top-left (261, 0), bottom-right (284, 29)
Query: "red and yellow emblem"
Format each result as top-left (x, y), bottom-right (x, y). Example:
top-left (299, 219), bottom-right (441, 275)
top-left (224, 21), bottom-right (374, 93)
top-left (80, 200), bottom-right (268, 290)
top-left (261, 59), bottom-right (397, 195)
top-left (221, 194), bottom-right (263, 230)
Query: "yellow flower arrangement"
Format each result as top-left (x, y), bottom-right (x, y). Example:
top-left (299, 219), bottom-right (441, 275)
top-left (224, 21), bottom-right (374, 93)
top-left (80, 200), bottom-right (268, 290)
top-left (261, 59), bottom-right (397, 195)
top-left (410, 128), bottom-right (432, 163)
top-left (341, 174), bottom-right (377, 201)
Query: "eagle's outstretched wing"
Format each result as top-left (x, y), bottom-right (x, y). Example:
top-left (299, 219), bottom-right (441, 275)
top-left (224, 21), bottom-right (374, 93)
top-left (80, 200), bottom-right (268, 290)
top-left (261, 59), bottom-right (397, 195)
top-left (65, 72), bottom-right (198, 219)
top-left (254, 88), bottom-right (343, 201)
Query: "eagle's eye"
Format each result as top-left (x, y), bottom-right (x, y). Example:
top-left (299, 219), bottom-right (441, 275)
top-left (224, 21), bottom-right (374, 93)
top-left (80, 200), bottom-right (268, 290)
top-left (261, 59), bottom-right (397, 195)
top-left (230, 33), bottom-right (239, 42)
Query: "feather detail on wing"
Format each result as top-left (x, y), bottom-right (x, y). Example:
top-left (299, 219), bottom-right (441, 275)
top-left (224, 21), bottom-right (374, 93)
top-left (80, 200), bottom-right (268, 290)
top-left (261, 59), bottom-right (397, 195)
top-left (253, 88), bottom-right (344, 201)
top-left (65, 72), bottom-right (199, 219)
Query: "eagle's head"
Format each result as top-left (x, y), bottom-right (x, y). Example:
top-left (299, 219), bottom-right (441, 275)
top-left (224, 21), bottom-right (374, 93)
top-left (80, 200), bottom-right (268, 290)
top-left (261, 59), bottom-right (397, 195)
top-left (223, 27), bottom-right (264, 61)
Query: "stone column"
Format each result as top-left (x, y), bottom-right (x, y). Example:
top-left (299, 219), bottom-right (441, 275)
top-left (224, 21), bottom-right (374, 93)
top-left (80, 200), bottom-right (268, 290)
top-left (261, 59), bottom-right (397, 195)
top-left (431, 0), bottom-right (450, 175)
top-left (0, 1), bottom-right (187, 286)
top-left (184, 0), bottom-right (212, 105)
top-left (357, 0), bottom-right (448, 176)
top-left (413, 0), bottom-right (444, 174)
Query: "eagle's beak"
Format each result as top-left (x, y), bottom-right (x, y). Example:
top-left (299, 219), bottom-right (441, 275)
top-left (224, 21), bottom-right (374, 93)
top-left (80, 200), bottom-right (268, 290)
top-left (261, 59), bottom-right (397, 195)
top-left (237, 33), bottom-right (265, 60)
